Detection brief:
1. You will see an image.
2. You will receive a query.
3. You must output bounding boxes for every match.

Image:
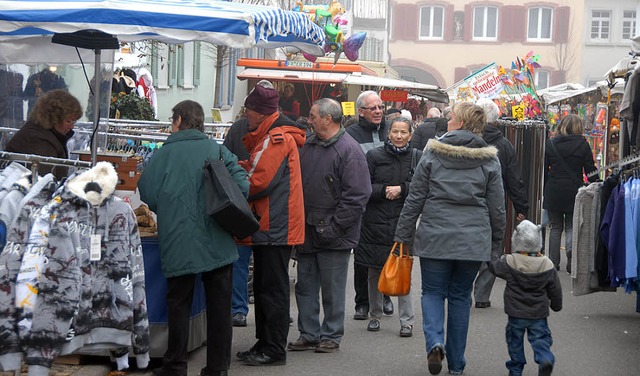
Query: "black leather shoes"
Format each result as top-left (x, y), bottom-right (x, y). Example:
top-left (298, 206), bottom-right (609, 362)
top-left (475, 301), bottom-right (491, 308)
top-left (200, 368), bottom-right (228, 376)
top-left (236, 347), bottom-right (258, 361)
top-left (353, 306), bottom-right (368, 320)
top-left (241, 352), bottom-right (286, 366)
top-left (383, 296), bottom-right (394, 315)
top-left (232, 313), bottom-right (247, 327)
top-left (367, 318), bottom-right (380, 332)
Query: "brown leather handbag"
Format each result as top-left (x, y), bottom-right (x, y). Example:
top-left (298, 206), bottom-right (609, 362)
top-left (378, 242), bottom-right (413, 296)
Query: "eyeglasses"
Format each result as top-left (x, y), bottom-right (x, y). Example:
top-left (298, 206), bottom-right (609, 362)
top-left (360, 105), bottom-right (384, 111)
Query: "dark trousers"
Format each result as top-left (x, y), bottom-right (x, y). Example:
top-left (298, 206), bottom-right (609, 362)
top-left (354, 261), bottom-right (369, 309)
top-left (163, 265), bottom-right (233, 374)
top-left (252, 245), bottom-right (292, 359)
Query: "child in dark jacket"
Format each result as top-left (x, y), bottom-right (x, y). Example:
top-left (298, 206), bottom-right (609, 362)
top-left (489, 220), bottom-right (562, 376)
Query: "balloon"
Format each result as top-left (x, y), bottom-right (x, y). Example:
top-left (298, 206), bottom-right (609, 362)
top-left (343, 32), bottom-right (367, 62)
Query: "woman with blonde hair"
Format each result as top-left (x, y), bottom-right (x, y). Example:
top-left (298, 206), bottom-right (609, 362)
top-left (543, 114), bottom-right (598, 273)
top-left (394, 102), bottom-right (506, 375)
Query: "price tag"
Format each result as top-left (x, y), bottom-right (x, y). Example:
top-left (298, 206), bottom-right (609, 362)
top-left (90, 234), bottom-right (102, 261)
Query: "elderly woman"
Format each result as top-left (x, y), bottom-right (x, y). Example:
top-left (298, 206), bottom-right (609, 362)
top-left (355, 117), bottom-right (421, 338)
top-left (6, 89), bottom-right (82, 179)
top-left (138, 100), bottom-right (248, 376)
top-left (394, 102), bottom-right (505, 375)
top-left (543, 114), bottom-right (597, 273)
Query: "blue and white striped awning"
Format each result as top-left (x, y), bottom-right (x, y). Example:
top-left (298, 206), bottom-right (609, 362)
top-left (0, 0), bottom-right (325, 54)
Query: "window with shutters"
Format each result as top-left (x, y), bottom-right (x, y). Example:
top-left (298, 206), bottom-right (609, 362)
top-left (177, 42), bottom-right (195, 88)
top-left (419, 5), bottom-right (444, 40)
top-left (360, 37), bottom-right (383, 61)
top-left (150, 42), bottom-right (171, 89)
top-left (217, 47), bottom-right (265, 107)
top-left (622, 10), bottom-right (637, 40)
top-left (590, 10), bottom-right (611, 42)
top-left (527, 7), bottom-right (553, 42)
top-left (473, 6), bottom-right (498, 41)
top-left (534, 70), bottom-right (550, 90)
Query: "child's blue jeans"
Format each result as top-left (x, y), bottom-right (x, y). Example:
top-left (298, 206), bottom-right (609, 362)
top-left (505, 316), bottom-right (554, 376)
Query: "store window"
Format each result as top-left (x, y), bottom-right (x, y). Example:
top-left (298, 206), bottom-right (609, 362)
top-left (527, 7), bottom-right (553, 42)
top-left (419, 5), bottom-right (444, 40)
top-left (535, 70), bottom-right (550, 90)
top-left (622, 10), bottom-right (637, 40)
top-left (590, 10), bottom-right (611, 42)
top-left (473, 6), bottom-right (498, 41)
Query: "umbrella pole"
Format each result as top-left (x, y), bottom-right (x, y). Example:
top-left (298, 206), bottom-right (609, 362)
top-left (91, 49), bottom-right (101, 166)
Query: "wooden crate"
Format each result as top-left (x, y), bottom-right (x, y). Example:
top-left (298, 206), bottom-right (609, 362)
top-left (75, 152), bottom-right (142, 191)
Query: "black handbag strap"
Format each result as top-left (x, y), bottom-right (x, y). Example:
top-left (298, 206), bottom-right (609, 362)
top-left (409, 148), bottom-right (419, 177)
top-left (547, 140), bottom-right (583, 186)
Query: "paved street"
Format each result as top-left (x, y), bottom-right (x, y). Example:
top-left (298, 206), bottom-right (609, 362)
top-left (5, 255), bottom-right (639, 376)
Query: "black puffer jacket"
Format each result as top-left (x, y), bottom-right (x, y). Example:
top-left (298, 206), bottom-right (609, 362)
top-left (543, 134), bottom-right (597, 213)
top-left (355, 143), bottom-right (421, 269)
top-left (410, 118), bottom-right (437, 151)
top-left (483, 124), bottom-right (529, 216)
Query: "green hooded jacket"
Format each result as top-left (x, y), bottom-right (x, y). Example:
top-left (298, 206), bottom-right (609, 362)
top-left (138, 129), bottom-right (248, 277)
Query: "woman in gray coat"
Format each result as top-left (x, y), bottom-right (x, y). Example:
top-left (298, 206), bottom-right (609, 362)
top-left (394, 102), bottom-right (506, 375)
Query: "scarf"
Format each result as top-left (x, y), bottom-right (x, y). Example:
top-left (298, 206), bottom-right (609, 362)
top-left (384, 139), bottom-right (411, 155)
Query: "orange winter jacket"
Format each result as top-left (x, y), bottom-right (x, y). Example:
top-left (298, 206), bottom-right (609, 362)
top-left (239, 113), bottom-right (306, 246)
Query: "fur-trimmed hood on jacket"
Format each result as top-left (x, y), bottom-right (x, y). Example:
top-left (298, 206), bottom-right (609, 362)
top-left (426, 130), bottom-right (498, 169)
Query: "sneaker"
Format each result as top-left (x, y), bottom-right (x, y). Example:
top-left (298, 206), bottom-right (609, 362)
top-left (315, 339), bottom-right (339, 353)
top-left (539, 363), bottom-right (553, 376)
top-left (232, 313), bottom-right (247, 327)
top-left (367, 318), bottom-right (380, 332)
top-left (287, 337), bottom-right (319, 351)
top-left (427, 346), bottom-right (444, 375)
top-left (399, 325), bottom-right (412, 337)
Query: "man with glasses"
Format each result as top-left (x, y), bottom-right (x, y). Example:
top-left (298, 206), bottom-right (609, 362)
top-left (345, 90), bottom-right (394, 321)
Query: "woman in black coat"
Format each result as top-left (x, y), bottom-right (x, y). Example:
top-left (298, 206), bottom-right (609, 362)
top-left (543, 114), bottom-right (597, 272)
top-left (354, 117), bottom-right (421, 338)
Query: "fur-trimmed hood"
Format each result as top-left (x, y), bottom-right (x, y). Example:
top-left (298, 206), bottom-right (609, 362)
top-left (426, 130), bottom-right (498, 169)
top-left (65, 162), bottom-right (118, 206)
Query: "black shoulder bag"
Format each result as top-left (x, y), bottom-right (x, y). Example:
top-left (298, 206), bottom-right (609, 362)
top-left (203, 144), bottom-right (260, 239)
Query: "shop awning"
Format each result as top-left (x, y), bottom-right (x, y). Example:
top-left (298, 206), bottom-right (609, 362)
top-left (343, 75), bottom-right (449, 103)
top-left (538, 83), bottom-right (598, 104)
top-left (237, 68), bottom-right (348, 83)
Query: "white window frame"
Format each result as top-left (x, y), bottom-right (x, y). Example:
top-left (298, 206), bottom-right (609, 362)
top-left (419, 5), bottom-right (445, 40)
top-left (527, 7), bottom-right (553, 42)
top-left (622, 10), bottom-right (637, 40)
top-left (590, 9), bottom-right (611, 42)
top-left (473, 6), bottom-right (498, 41)
top-left (534, 70), bottom-right (550, 90)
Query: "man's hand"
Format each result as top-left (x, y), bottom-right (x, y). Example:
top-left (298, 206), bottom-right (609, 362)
top-left (385, 186), bottom-right (402, 200)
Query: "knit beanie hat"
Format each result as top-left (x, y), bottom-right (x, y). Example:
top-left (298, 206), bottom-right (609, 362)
top-left (511, 220), bottom-right (543, 255)
top-left (245, 85), bottom-right (279, 115)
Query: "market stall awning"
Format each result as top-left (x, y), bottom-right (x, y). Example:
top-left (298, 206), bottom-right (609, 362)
top-left (343, 74), bottom-right (449, 103)
top-left (538, 83), bottom-right (598, 105)
top-left (237, 68), bottom-right (348, 83)
top-left (0, 0), bottom-right (326, 60)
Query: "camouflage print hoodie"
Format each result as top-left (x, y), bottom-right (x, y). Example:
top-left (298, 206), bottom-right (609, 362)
top-left (15, 162), bottom-right (149, 375)
top-left (0, 174), bottom-right (57, 371)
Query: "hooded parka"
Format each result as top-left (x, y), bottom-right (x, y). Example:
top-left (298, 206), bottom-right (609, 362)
top-left (394, 130), bottom-right (506, 260)
top-left (138, 129), bottom-right (248, 278)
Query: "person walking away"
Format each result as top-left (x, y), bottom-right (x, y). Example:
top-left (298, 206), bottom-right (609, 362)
top-left (223, 79), bottom-right (274, 328)
top-left (473, 98), bottom-right (529, 309)
top-left (410, 107), bottom-right (441, 151)
top-left (543, 114), bottom-right (598, 273)
top-left (394, 102), bottom-right (505, 375)
top-left (235, 84), bottom-right (306, 366)
top-left (288, 98), bottom-right (371, 353)
top-left (488, 220), bottom-right (562, 376)
top-left (346, 90), bottom-right (394, 320)
top-left (354, 116), bottom-right (420, 337)
top-left (139, 100), bottom-right (248, 376)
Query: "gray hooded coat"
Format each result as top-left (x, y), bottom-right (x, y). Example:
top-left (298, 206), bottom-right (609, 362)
top-left (394, 130), bottom-right (506, 261)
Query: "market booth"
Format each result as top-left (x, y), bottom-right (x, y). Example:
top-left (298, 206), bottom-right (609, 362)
top-left (0, 0), bottom-right (326, 371)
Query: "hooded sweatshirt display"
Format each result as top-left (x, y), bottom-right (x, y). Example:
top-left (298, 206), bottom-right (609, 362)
top-left (0, 162), bottom-right (149, 375)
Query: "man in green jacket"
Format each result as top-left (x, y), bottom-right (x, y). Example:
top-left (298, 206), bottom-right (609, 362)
top-left (138, 100), bottom-right (249, 376)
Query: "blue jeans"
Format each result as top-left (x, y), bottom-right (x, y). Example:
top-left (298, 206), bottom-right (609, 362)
top-left (420, 258), bottom-right (481, 374)
top-left (232, 245), bottom-right (252, 315)
top-left (505, 317), bottom-right (554, 376)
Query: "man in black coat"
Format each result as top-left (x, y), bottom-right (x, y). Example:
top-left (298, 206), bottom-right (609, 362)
top-left (473, 98), bottom-right (529, 308)
top-left (410, 107), bottom-right (442, 150)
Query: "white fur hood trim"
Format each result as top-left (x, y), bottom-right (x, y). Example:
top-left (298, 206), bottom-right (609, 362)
top-left (66, 162), bottom-right (118, 206)
top-left (426, 138), bottom-right (498, 160)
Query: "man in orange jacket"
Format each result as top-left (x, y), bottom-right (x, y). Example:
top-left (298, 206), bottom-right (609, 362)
top-left (235, 84), bottom-right (306, 367)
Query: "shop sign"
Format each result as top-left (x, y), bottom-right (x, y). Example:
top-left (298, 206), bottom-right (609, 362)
top-left (285, 61), bottom-right (315, 69)
top-left (463, 63), bottom-right (504, 99)
top-left (380, 90), bottom-right (409, 102)
top-left (342, 101), bottom-right (356, 116)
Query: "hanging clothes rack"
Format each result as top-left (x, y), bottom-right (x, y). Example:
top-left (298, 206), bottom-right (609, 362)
top-left (0, 151), bottom-right (91, 183)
